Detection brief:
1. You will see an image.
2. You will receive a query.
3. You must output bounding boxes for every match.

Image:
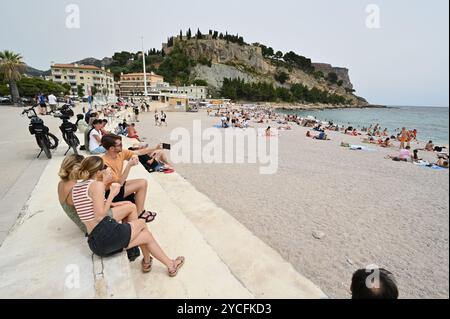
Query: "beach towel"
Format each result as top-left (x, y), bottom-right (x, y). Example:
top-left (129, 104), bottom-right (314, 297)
top-left (414, 161), bottom-right (448, 170)
top-left (349, 145), bottom-right (375, 152)
top-left (413, 160), bottom-right (430, 166)
top-left (429, 165), bottom-right (448, 170)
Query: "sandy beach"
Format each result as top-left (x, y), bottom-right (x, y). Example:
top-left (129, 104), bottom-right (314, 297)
top-left (132, 108), bottom-right (449, 299)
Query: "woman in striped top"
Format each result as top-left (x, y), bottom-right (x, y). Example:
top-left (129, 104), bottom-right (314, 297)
top-left (72, 156), bottom-right (184, 277)
top-left (58, 155), bottom-right (142, 235)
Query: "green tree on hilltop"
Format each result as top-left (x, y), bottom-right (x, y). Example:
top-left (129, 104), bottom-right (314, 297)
top-left (157, 45), bottom-right (196, 85)
top-left (196, 28), bottom-right (203, 39)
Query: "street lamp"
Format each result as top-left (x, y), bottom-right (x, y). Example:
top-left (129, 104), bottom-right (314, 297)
top-left (142, 36), bottom-right (148, 97)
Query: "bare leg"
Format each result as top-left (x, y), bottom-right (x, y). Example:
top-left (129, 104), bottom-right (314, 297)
top-left (119, 204), bottom-right (151, 261)
top-left (111, 202), bottom-right (137, 222)
top-left (154, 151), bottom-right (173, 169)
top-left (123, 179), bottom-right (148, 214)
top-left (127, 220), bottom-right (173, 269)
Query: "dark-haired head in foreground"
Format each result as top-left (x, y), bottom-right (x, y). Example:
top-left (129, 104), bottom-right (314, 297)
top-left (351, 268), bottom-right (399, 299)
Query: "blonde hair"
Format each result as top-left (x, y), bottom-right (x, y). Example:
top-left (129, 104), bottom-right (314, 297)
top-left (58, 154), bottom-right (85, 181)
top-left (78, 156), bottom-right (104, 181)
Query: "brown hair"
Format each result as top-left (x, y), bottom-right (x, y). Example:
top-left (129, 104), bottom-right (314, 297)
top-left (58, 154), bottom-right (85, 181)
top-left (78, 156), bottom-right (104, 181)
top-left (101, 133), bottom-right (122, 150)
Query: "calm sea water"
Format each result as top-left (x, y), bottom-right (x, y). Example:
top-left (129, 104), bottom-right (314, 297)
top-left (278, 106), bottom-right (449, 145)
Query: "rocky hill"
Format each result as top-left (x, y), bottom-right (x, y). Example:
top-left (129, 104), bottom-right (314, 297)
top-left (163, 35), bottom-right (367, 106)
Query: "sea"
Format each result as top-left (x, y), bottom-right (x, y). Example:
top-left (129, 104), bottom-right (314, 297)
top-left (277, 106), bottom-right (449, 145)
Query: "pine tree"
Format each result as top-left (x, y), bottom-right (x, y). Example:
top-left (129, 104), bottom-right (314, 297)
top-left (187, 28), bottom-right (192, 39)
top-left (180, 30), bottom-right (183, 38)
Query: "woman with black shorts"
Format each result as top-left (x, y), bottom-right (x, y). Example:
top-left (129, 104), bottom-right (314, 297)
top-left (72, 156), bottom-right (185, 276)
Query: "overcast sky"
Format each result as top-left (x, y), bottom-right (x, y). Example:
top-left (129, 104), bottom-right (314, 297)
top-left (1, 0), bottom-right (448, 106)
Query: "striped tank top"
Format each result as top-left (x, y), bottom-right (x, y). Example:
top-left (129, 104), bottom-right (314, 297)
top-left (72, 180), bottom-right (96, 222)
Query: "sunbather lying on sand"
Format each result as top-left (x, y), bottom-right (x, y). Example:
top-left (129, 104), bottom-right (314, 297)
top-left (362, 137), bottom-right (378, 144)
top-left (278, 124), bottom-right (292, 130)
top-left (307, 131), bottom-right (329, 140)
top-left (435, 158), bottom-right (449, 168)
top-left (379, 138), bottom-right (392, 148)
top-left (386, 146), bottom-right (411, 162)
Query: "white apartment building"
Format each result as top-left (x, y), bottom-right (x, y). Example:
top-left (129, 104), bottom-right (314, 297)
top-left (50, 63), bottom-right (115, 96)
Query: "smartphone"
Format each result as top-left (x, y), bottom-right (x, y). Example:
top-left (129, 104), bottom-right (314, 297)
top-left (162, 143), bottom-right (171, 150)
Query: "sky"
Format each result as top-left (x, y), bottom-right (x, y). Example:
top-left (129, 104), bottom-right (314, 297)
top-left (1, 0), bottom-right (448, 107)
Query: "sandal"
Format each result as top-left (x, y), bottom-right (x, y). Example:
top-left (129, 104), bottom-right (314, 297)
top-left (139, 210), bottom-right (157, 223)
top-left (168, 256), bottom-right (185, 277)
top-left (141, 257), bottom-right (153, 273)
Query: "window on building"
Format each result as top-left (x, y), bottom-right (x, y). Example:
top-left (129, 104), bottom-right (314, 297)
top-left (55, 75), bottom-right (61, 79)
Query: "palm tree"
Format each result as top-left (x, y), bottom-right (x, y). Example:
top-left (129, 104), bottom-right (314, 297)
top-left (0, 50), bottom-right (25, 104)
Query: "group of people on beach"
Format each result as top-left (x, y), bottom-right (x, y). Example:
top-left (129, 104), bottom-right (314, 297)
top-left (209, 105), bottom-right (449, 170)
top-left (57, 101), bottom-right (184, 277)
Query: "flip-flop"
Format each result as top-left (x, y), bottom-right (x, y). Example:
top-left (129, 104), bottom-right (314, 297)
top-left (168, 256), bottom-right (185, 277)
top-left (163, 169), bottom-right (175, 174)
top-left (139, 211), bottom-right (157, 223)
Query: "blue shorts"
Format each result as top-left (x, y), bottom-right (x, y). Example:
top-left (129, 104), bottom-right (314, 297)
top-left (91, 146), bottom-right (106, 154)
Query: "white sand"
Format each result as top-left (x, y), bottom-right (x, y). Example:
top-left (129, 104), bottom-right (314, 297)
top-left (134, 109), bottom-right (449, 299)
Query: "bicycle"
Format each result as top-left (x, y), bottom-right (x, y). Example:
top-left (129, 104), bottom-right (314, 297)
top-left (55, 104), bottom-right (80, 155)
top-left (21, 104), bottom-right (59, 159)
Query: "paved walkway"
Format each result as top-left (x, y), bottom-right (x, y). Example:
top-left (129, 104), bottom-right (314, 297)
top-left (0, 106), bottom-right (61, 244)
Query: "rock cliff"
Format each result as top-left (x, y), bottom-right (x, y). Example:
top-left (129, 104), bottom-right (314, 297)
top-left (164, 36), bottom-right (367, 105)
